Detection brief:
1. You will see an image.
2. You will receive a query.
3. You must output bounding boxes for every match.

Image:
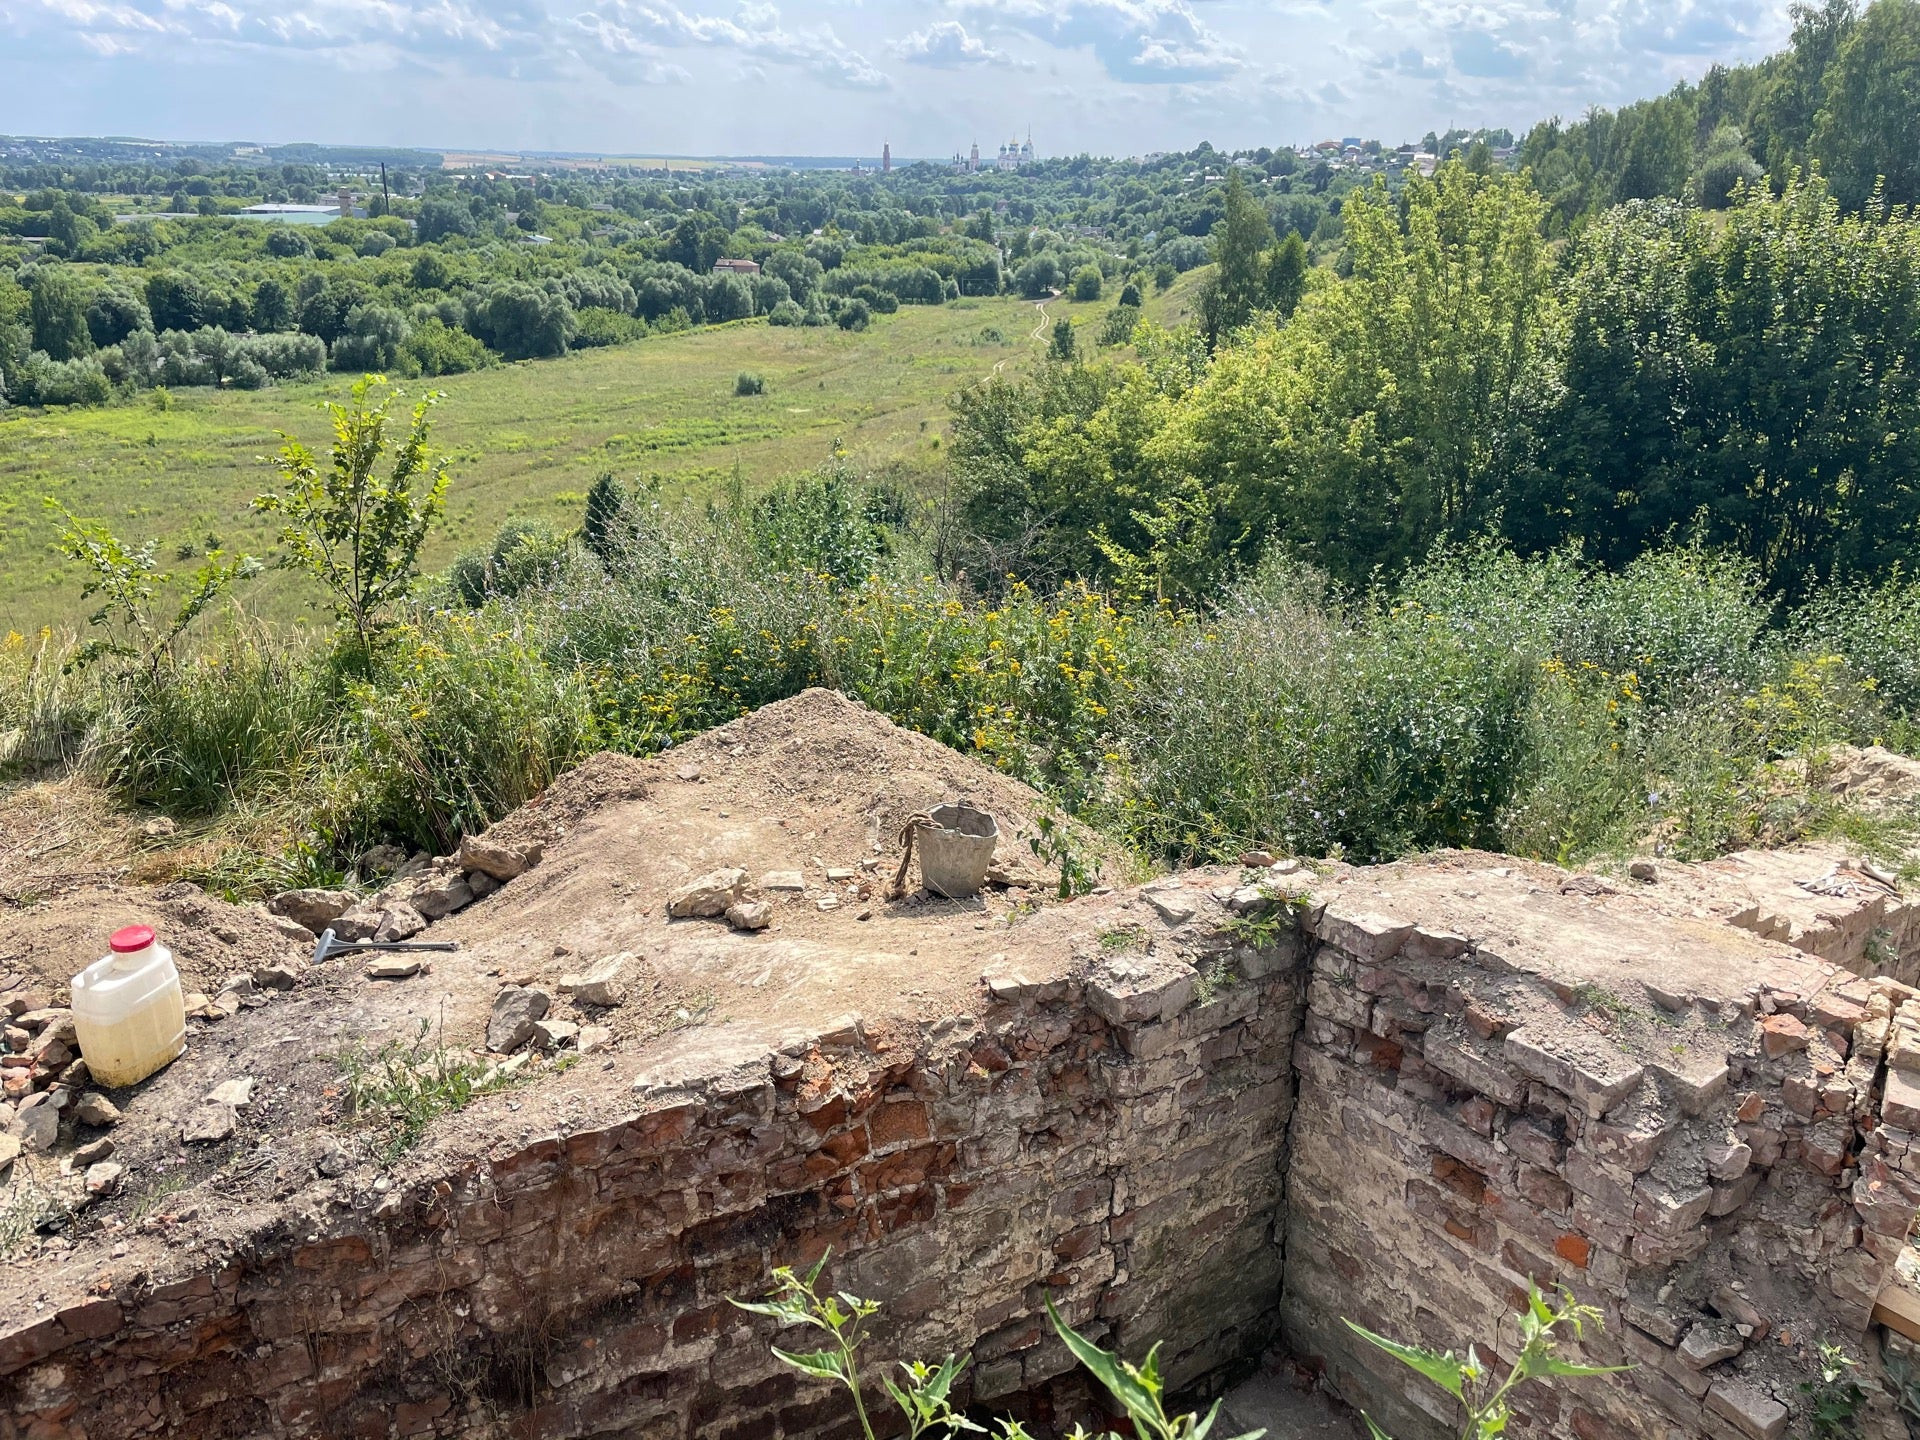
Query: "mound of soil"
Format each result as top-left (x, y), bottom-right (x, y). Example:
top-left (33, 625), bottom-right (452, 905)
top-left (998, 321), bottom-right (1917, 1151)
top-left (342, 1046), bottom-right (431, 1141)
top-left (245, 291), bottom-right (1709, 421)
top-left (0, 688), bottom-right (1128, 1285)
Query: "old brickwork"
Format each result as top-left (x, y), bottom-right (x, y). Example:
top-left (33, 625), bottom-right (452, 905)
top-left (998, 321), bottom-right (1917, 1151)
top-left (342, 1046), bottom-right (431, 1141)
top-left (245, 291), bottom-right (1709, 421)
top-left (0, 890), bottom-right (1303, 1440)
top-left (6, 858), bottom-right (1920, 1439)
top-left (1281, 867), bottom-right (1918, 1440)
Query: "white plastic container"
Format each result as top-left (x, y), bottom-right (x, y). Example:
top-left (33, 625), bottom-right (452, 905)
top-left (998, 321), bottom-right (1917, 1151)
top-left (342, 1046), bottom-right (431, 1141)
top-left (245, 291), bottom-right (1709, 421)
top-left (71, 924), bottom-right (186, 1088)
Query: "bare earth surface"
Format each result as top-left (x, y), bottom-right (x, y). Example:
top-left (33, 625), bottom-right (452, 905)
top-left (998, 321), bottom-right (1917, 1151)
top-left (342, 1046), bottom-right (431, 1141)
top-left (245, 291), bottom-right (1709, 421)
top-left (0, 689), bottom-right (1142, 1307)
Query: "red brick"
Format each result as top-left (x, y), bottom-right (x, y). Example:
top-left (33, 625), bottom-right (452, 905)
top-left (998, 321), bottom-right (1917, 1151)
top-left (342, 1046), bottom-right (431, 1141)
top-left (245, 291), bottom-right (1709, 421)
top-left (1554, 1232), bottom-right (1592, 1269)
top-left (867, 1100), bottom-right (931, 1149)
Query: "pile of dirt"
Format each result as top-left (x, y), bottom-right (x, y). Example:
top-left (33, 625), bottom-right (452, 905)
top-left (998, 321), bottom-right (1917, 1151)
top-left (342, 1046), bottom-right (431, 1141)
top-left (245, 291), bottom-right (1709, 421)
top-left (0, 688), bottom-right (1129, 1284)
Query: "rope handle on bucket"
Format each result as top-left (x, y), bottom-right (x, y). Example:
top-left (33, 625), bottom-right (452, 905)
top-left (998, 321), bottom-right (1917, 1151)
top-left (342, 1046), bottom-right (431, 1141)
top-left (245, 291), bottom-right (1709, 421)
top-left (887, 811), bottom-right (935, 900)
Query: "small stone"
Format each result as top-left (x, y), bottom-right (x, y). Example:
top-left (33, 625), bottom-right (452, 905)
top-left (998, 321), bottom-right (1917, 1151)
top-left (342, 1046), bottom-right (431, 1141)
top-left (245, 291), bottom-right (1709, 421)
top-left (458, 834), bottom-right (540, 882)
top-left (140, 816), bottom-right (178, 839)
top-left (410, 872), bottom-right (475, 921)
top-left (761, 871), bottom-right (806, 892)
top-left (1705, 1377), bottom-right (1789, 1439)
top-left (252, 964), bottom-right (301, 992)
top-left (330, 906), bottom-right (384, 942)
top-left (558, 954), bottom-right (631, 1007)
top-left (1240, 850), bottom-right (1276, 867)
top-left (366, 955), bottom-right (423, 981)
top-left (1628, 859), bottom-right (1657, 882)
top-left (182, 1103), bottom-right (237, 1144)
top-left (531, 1019), bottom-right (580, 1051)
top-left (727, 901), bottom-right (773, 932)
top-left (825, 867), bottom-right (857, 883)
top-left (816, 896), bottom-right (841, 912)
top-left (577, 1025), bottom-right (614, 1055)
top-left (72, 1137), bottom-right (114, 1166)
top-left (267, 888), bottom-right (356, 932)
top-left (8, 1097), bottom-right (59, 1153)
top-left (667, 868), bottom-right (749, 918)
top-left (83, 1162), bottom-right (124, 1197)
top-left (1759, 1013), bottom-right (1810, 1058)
top-left (1679, 1321), bottom-right (1745, 1370)
top-left (487, 987), bottom-right (552, 1054)
top-left (1705, 1140), bottom-right (1752, 1182)
top-left (373, 905), bottom-right (426, 943)
top-left (207, 1078), bottom-right (257, 1109)
top-left (468, 872), bottom-right (499, 900)
top-left (317, 1142), bottom-right (352, 1178)
top-left (1144, 887), bottom-right (1197, 926)
top-left (0, 1134), bottom-right (20, 1170)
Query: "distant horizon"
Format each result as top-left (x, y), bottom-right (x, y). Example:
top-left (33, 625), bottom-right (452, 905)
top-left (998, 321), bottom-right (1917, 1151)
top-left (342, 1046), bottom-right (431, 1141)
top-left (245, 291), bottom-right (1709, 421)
top-left (0, 133), bottom-right (1485, 167)
top-left (1, 2), bottom-right (1797, 162)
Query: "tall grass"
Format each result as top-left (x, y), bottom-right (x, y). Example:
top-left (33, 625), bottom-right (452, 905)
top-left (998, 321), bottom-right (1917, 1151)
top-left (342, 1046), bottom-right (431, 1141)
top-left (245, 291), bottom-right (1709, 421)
top-left (5, 506), bottom-right (1915, 891)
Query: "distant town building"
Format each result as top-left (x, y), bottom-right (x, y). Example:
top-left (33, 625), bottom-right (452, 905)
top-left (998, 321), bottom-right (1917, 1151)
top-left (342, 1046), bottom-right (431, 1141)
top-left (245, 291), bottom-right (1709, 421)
top-left (882, 141), bottom-right (891, 174)
top-left (712, 258), bottom-right (761, 276)
top-left (993, 131), bottom-right (1036, 171)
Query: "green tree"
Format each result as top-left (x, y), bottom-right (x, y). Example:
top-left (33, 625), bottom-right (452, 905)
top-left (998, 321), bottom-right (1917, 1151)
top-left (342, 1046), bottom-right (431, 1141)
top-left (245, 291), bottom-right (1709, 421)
top-left (581, 472), bottom-right (635, 566)
top-left (251, 277), bottom-right (293, 332)
top-left (253, 377), bottom-right (452, 662)
top-left (28, 268), bottom-right (91, 360)
top-left (1072, 264), bottom-right (1104, 302)
top-left (1049, 316), bottom-right (1077, 361)
top-left (1197, 169), bottom-right (1274, 350)
top-left (1811, 0), bottom-right (1920, 208)
top-left (1264, 231), bottom-right (1309, 318)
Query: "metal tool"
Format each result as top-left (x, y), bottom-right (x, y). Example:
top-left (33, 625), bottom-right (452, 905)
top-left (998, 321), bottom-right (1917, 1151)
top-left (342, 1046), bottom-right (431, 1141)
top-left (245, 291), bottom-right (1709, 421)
top-left (311, 927), bottom-right (460, 965)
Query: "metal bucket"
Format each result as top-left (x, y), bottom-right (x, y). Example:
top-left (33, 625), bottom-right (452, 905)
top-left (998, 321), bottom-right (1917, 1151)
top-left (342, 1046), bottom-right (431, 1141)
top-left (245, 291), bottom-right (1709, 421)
top-left (916, 803), bottom-right (998, 899)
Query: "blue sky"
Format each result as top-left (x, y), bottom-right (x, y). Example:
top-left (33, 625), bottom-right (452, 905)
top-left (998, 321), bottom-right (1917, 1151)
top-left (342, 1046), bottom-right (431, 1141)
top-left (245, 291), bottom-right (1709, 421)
top-left (0, 0), bottom-right (1797, 157)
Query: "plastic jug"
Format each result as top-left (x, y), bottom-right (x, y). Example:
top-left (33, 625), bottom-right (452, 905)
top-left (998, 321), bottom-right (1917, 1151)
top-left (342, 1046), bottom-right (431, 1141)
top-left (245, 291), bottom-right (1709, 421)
top-left (71, 924), bottom-right (187, 1088)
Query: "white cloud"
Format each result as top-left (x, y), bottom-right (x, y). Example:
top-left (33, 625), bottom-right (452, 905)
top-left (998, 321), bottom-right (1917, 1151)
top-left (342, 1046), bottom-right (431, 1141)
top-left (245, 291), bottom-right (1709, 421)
top-left (597, 1), bottom-right (891, 88)
top-left (892, 18), bottom-right (1014, 67)
top-left (958, 0), bottom-right (1242, 82)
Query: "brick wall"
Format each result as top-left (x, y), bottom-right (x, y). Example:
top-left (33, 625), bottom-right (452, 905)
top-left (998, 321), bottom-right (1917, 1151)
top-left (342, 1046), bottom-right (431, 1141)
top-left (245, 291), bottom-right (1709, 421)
top-left (0, 891), bottom-right (1304, 1440)
top-left (8, 860), bottom-right (1920, 1440)
top-left (1281, 885), bottom-right (1916, 1440)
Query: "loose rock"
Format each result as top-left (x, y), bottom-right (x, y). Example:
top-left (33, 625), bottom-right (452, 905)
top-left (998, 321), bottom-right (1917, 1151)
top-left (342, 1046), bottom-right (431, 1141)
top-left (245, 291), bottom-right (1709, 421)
top-left (727, 900), bottom-right (773, 932)
top-left (667, 867), bottom-right (749, 918)
top-left (487, 987), bottom-right (552, 1054)
top-left (532, 1018), bottom-right (580, 1051)
top-left (761, 871), bottom-right (806, 892)
top-left (317, 1142), bottom-right (353, 1178)
top-left (267, 888), bottom-right (356, 932)
top-left (181, 1103), bottom-right (238, 1144)
top-left (72, 1137), bottom-right (114, 1166)
top-left (373, 904), bottom-right (427, 942)
top-left (410, 871), bottom-right (475, 921)
top-left (253, 963), bottom-right (301, 992)
top-left (577, 1025), bottom-right (614, 1055)
top-left (0, 1134), bottom-right (20, 1170)
top-left (83, 1161), bottom-right (124, 1197)
top-left (460, 834), bottom-right (540, 882)
top-left (559, 954), bottom-right (631, 1007)
top-left (366, 958), bottom-right (422, 981)
top-left (1629, 859), bottom-right (1658, 882)
top-left (75, 1093), bottom-right (122, 1128)
top-left (9, 1096), bottom-right (59, 1153)
top-left (207, 1078), bottom-right (257, 1109)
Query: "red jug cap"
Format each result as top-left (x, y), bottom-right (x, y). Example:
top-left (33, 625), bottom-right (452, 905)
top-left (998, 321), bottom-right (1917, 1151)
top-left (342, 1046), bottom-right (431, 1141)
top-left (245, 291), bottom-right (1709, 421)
top-left (110, 924), bottom-right (156, 954)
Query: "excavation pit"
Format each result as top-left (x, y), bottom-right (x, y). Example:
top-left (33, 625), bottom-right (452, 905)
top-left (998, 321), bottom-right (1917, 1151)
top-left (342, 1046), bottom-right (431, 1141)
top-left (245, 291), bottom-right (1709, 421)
top-left (0, 691), bottom-right (1917, 1438)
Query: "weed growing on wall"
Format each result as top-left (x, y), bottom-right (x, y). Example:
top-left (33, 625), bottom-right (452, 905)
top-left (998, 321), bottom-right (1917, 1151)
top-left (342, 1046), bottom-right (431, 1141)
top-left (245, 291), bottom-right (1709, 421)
top-left (732, 1256), bottom-right (1267, 1440)
top-left (1344, 1284), bottom-right (1626, 1439)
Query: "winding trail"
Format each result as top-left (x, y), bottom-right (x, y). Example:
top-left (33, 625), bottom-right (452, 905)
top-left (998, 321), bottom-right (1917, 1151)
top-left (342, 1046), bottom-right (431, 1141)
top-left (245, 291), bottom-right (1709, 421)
top-left (990, 296), bottom-right (1055, 377)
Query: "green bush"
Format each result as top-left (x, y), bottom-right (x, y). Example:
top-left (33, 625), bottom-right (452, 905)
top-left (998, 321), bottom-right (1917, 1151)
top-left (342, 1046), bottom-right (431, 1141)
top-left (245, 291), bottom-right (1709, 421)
top-left (734, 370), bottom-right (766, 396)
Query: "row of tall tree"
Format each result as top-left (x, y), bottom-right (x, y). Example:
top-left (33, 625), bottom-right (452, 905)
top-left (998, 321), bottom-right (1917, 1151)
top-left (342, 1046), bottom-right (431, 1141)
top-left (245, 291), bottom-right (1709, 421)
top-left (1520, 0), bottom-right (1920, 225)
top-left (952, 162), bottom-right (1920, 600)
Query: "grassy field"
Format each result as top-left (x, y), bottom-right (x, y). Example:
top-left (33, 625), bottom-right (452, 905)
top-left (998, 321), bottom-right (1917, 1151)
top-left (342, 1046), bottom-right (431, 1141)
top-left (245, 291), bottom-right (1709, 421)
top-left (0, 292), bottom-right (1051, 629)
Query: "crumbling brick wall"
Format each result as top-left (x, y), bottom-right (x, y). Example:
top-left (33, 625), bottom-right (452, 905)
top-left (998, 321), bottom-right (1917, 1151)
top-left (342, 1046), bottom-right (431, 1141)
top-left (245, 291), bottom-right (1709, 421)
top-left (1281, 894), bottom-right (1917, 1440)
top-left (8, 860), bottom-right (1920, 1440)
top-left (0, 908), bottom-right (1304, 1440)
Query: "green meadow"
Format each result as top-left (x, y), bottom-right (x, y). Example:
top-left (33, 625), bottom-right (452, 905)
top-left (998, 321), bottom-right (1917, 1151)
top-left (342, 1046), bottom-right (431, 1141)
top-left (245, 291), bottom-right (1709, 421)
top-left (0, 292), bottom-right (1053, 629)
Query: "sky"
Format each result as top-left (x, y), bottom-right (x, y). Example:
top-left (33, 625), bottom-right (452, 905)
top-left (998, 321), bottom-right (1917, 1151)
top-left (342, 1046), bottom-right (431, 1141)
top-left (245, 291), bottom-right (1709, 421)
top-left (0, 0), bottom-right (1800, 159)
